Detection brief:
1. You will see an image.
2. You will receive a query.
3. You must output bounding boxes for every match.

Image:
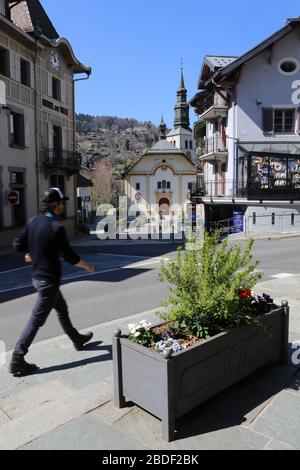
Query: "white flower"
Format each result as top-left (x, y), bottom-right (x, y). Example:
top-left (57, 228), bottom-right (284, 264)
top-left (128, 323), bottom-right (136, 330)
top-left (134, 332), bottom-right (141, 338)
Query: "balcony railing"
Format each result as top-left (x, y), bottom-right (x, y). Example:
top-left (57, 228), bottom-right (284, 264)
top-left (197, 135), bottom-right (227, 158)
top-left (41, 149), bottom-right (82, 172)
top-left (190, 178), bottom-right (300, 201)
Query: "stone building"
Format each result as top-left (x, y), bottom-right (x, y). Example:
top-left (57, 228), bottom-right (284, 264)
top-left (0, 0), bottom-right (90, 246)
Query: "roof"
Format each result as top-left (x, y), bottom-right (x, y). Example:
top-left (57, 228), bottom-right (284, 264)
top-left (209, 18), bottom-right (300, 84)
top-left (167, 127), bottom-right (193, 138)
top-left (77, 174), bottom-right (93, 188)
top-left (239, 142), bottom-right (300, 155)
top-left (10, 0), bottom-right (59, 39)
top-left (146, 139), bottom-right (186, 155)
top-left (205, 56), bottom-right (238, 70)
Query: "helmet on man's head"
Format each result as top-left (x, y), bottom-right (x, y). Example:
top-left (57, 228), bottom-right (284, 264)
top-left (42, 188), bottom-right (69, 204)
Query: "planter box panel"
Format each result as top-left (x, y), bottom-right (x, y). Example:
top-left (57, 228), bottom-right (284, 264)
top-left (113, 305), bottom-right (289, 441)
top-left (121, 342), bottom-right (167, 418)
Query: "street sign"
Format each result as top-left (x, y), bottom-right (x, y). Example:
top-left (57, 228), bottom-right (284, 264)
top-left (233, 211), bottom-right (244, 233)
top-left (7, 191), bottom-right (20, 205)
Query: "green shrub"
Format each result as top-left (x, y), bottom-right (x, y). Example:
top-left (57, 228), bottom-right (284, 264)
top-left (159, 230), bottom-right (262, 336)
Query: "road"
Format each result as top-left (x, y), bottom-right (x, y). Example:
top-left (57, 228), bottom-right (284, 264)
top-left (0, 237), bottom-right (300, 350)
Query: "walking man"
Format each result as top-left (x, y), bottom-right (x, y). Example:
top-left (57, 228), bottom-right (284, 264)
top-left (9, 188), bottom-right (95, 377)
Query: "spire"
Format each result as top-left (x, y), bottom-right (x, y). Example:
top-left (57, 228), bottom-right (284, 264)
top-left (174, 67), bottom-right (191, 130)
top-left (159, 115), bottom-right (167, 140)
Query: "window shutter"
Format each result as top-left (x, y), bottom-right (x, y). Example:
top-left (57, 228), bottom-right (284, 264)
top-left (61, 79), bottom-right (65, 104)
top-left (15, 54), bottom-right (21, 82)
top-left (262, 108), bottom-right (273, 133)
top-left (48, 123), bottom-right (53, 149)
top-left (10, 51), bottom-right (17, 80)
top-left (30, 62), bottom-right (34, 89)
top-left (24, 112), bottom-right (29, 147)
top-left (48, 73), bottom-right (52, 97)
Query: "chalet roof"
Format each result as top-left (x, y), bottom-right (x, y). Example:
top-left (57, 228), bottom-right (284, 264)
top-left (10, 0), bottom-right (59, 39)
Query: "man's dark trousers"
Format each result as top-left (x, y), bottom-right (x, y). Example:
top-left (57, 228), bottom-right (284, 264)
top-left (13, 280), bottom-right (80, 359)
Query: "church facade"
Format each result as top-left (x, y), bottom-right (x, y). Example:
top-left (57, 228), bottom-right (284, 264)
top-left (125, 72), bottom-right (196, 218)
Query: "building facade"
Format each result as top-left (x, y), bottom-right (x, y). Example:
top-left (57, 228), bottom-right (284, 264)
top-left (125, 72), bottom-right (196, 219)
top-left (0, 0), bottom-right (90, 246)
top-left (190, 18), bottom-right (300, 235)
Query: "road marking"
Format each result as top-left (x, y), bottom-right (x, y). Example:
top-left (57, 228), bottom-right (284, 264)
top-left (0, 265), bottom-right (31, 275)
top-left (0, 257), bottom-right (169, 294)
top-left (271, 273), bottom-right (295, 279)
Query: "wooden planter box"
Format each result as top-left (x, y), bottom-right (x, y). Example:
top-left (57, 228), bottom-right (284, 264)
top-left (113, 302), bottom-right (289, 441)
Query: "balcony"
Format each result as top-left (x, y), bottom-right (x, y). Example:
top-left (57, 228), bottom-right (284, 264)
top-left (41, 149), bottom-right (81, 174)
top-left (190, 178), bottom-right (300, 201)
top-left (197, 104), bottom-right (228, 122)
top-left (197, 135), bottom-right (228, 162)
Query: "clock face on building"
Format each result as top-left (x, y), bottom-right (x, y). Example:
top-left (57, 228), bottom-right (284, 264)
top-left (50, 51), bottom-right (60, 71)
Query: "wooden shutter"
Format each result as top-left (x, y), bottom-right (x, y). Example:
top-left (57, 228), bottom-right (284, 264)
top-left (48, 73), bottom-right (52, 97)
top-left (24, 112), bottom-right (29, 147)
top-left (10, 51), bottom-right (17, 80)
top-left (262, 108), bottom-right (273, 133)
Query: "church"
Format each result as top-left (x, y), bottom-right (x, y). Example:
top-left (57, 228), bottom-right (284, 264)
top-left (125, 71), bottom-right (196, 218)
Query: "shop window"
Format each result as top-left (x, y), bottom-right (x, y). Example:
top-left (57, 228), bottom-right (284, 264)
top-left (10, 112), bottom-right (25, 147)
top-left (20, 59), bottom-right (31, 87)
top-left (0, 46), bottom-right (10, 77)
top-left (274, 109), bottom-right (294, 133)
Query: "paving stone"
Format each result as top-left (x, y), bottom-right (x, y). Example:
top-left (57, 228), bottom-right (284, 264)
top-left (264, 439), bottom-right (295, 450)
top-left (89, 400), bottom-right (133, 425)
top-left (203, 382), bottom-right (274, 426)
top-left (0, 408), bottom-right (10, 425)
top-left (170, 410), bottom-right (269, 450)
top-left (246, 365), bottom-right (296, 395)
top-left (0, 381), bottom-right (112, 450)
top-left (19, 414), bottom-right (148, 450)
top-left (253, 390), bottom-right (300, 449)
top-left (0, 379), bottom-right (74, 419)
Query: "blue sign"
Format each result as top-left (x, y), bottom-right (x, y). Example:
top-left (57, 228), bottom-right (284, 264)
top-left (233, 211), bottom-right (244, 233)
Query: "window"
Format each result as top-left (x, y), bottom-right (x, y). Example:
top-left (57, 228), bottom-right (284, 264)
top-left (278, 58), bottom-right (299, 75)
top-left (274, 109), bottom-right (294, 133)
top-left (158, 182), bottom-right (162, 189)
top-left (52, 77), bottom-right (61, 101)
top-left (253, 213), bottom-right (256, 225)
top-left (190, 141), bottom-right (193, 150)
top-left (167, 182), bottom-right (171, 189)
top-left (162, 180), bottom-right (167, 189)
top-left (0, 46), bottom-right (10, 77)
top-left (20, 59), bottom-right (31, 87)
top-left (291, 213), bottom-right (295, 226)
top-left (10, 112), bottom-right (25, 147)
top-left (136, 183), bottom-right (140, 191)
top-left (272, 213), bottom-right (275, 225)
top-left (185, 140), bottom-right (188, 149)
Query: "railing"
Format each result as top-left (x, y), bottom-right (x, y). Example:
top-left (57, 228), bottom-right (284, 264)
top-left (197, 135), bottom-right (227, 157)
top-left (190, 178), bottom-right (300, 201)
top-left (41, 149), bottom-right (82, 172)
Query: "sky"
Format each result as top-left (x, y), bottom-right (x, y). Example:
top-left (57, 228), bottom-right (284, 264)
top-left (41, 0), bottom-right (300, 128)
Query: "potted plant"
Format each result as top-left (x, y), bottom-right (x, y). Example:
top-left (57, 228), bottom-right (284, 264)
top-left (113, 231), bottom-right (289, 441)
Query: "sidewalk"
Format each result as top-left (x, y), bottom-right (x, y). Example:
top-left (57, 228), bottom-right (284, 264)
top-left (1, 278), bottom-right (300, 450)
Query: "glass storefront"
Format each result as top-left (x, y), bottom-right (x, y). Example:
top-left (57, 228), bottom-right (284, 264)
top-left (238, 145), bottom-right (300, 200)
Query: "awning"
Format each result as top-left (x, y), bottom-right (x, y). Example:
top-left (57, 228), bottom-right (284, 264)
top-left (239, 142), bottom-right (300, 155)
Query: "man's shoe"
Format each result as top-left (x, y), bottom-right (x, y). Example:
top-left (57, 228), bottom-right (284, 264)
top-left (73, 332), bottom-right (93, 351)
top-left (9, 358), bottom-right (39, 377)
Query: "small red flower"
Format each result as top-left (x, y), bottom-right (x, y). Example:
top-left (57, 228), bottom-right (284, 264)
top-left (238, 289), bottom-right (252, 299)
